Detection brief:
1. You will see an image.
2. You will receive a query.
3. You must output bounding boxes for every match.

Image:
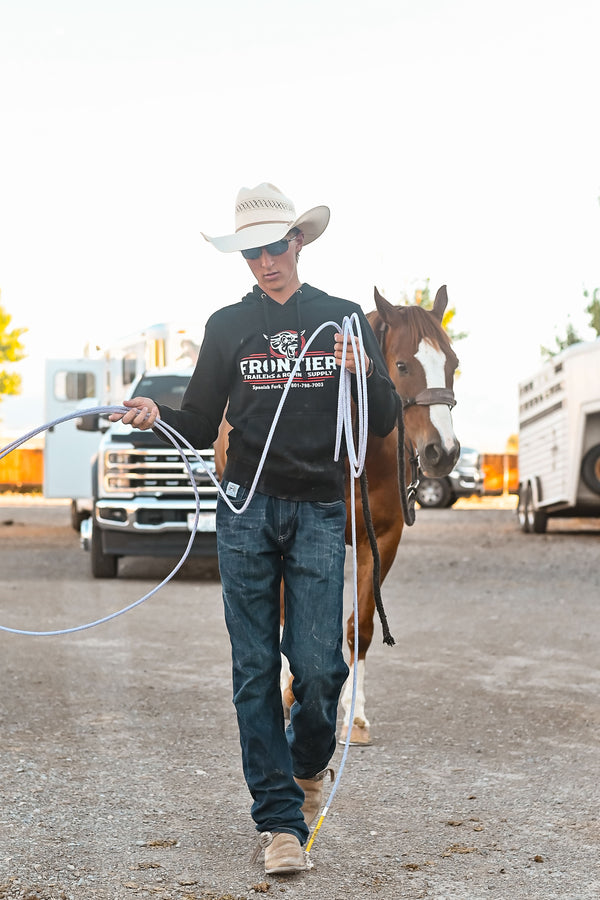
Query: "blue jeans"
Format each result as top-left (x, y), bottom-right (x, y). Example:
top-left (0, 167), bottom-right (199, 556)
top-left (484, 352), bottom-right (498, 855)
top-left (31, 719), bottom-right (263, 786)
top-left (216, 481), bottom-right (349, 845)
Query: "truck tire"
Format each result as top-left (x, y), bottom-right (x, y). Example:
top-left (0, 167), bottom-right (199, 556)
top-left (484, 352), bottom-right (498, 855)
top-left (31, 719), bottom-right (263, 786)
top-left (416, 477), bottom-right (452, 508)
top-left (581, 444), bottom-right (600, 495)
top-left (91, 519), bottom-right (118, 578)
top-left (70, 500), bottom-right (90, 532)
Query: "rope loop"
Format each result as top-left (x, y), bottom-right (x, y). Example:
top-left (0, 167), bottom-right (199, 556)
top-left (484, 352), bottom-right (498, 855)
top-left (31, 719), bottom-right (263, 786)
top-left (0, 315), bottom-right (370, 636)
top-left (0, 315), bottom-right (375, 853)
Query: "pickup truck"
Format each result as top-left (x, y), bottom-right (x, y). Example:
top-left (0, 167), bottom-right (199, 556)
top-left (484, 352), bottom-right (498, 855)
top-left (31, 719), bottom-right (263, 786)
top-left (80, 367), bottom-right (218, 577)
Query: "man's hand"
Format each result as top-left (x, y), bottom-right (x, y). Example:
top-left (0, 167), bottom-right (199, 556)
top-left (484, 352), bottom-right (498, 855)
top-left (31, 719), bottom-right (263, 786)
top-left (108, 397), bottom-right (160, 430)
top-left (333, 332), bottom-right (370, 376)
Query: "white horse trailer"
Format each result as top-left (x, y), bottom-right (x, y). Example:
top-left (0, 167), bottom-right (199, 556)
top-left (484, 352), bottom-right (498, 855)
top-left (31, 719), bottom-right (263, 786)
top-left (517, 339), bottom-right (600, 533)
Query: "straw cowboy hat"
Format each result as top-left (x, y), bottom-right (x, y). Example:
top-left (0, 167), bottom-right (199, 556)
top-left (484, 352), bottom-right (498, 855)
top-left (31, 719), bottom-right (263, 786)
top-left (201, 182), bottom-right (330, 253)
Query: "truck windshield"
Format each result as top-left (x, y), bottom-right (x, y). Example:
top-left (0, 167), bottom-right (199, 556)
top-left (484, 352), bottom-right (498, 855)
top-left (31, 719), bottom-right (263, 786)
top-left (133, 375), bottom-right (190, 410)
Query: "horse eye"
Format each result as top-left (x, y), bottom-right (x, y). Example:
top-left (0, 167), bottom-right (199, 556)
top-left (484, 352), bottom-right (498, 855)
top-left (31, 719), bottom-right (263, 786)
top-left (396, 361), bottom-right (409, 375)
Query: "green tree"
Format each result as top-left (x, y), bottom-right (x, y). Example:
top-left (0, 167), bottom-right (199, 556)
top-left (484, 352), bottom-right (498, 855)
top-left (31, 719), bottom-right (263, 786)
top-left (406, 278), bottom-right (468, 343)
top-left (0, 294), bottom-right (27, 408)
top-left (540, 319), bottom-right (582, 361)
top-left (584, 287), bottom-right (600, 337)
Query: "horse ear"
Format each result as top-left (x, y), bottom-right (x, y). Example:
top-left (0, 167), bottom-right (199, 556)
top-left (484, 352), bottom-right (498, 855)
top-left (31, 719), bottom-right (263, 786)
top-left (374, 286), bottom-right (396, 325)
top-left (432, 285), bottom-right (448, 322)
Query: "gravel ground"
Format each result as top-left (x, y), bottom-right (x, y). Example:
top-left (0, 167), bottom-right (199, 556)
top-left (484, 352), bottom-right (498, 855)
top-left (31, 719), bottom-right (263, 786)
top-left (0, 498), bottom-right (599, 900)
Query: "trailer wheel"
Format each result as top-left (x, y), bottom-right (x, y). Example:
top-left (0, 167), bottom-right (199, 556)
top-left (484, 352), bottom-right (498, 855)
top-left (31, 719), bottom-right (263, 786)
top-left (528, 505), bottom-right (547, 534)
top-left (524, 483), bottom-right (547, 534)
top-left (581, 444), bottom-right (600, 495)
top-left (91, 519), bottom-right (118, 578)
top-left (519, 483), bottom-right (547, 534)
top-left (517, 484), bottom-right (530, 533)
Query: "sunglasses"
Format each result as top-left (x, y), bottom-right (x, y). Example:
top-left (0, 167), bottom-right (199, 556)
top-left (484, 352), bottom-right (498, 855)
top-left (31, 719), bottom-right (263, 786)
top-left (241, 236), bottom-right (296, 260)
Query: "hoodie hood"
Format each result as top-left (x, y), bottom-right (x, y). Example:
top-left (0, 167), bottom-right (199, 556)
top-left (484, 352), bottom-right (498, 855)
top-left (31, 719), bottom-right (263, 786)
top-left (244, 283), bottom-right (327, 376)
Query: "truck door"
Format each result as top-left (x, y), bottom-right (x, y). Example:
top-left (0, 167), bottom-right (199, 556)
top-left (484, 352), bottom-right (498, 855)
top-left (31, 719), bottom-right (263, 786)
top-left (44, 358), bottom-right (107, 500)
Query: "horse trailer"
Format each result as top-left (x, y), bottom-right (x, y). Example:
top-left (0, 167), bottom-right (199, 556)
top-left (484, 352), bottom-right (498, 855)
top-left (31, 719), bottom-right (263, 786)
top-left (517, 339), bottom-right (600, 533)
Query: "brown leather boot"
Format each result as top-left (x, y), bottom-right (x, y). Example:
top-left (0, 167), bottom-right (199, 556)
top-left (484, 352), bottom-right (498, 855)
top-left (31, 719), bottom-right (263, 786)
top-left (294, 767), bottom-right (334, 827)
top-left (262, 831), bottom-right (307, 875)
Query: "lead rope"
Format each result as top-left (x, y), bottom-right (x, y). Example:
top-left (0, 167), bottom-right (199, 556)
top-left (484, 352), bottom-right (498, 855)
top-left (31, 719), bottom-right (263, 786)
top-left (0, 314), bottom-right (372, 856)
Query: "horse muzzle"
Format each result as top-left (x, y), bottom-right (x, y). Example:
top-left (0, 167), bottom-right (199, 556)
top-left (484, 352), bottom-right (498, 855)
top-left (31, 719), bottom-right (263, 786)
top-left (419, 439), bottom-right (461, 478)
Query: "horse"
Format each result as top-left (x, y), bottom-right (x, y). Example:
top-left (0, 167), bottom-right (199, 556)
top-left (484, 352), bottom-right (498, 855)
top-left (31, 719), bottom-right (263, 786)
top-left (339, 284), bottom-right (460, 744)
top-left (213, 284), bottom-right (460, 745)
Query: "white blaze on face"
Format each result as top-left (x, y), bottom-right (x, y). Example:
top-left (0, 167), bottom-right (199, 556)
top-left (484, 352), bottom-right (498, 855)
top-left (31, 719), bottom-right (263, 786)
top-left (414, 338), bottom-right (456, 452)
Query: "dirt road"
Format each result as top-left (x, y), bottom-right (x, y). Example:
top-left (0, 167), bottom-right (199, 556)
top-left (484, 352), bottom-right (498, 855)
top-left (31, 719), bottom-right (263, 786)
top-left (0, 499), bottom-right (598, 899)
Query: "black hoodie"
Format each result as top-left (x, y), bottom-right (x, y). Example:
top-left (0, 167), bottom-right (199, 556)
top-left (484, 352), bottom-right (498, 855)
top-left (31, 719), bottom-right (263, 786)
top-left (157, 283), bottom-right (398, 501)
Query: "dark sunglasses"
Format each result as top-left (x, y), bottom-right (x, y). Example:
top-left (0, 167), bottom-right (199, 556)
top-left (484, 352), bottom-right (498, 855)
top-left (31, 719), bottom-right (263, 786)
top-left (241, 236), bottom-right (296, 260)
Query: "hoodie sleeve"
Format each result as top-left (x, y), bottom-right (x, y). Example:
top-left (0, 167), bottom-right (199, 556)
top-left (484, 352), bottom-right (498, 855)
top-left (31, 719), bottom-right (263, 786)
top-left (352, 308), bottom-right (399, 438)
top-left (155, 314), bottom-right (231, 449)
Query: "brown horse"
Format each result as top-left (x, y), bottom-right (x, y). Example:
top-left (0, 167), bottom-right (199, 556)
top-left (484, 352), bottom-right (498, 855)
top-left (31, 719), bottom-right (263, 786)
top-left (339, 285), bottom-right (459, 743)
top-left (213, 285), bottom-right (460, 745)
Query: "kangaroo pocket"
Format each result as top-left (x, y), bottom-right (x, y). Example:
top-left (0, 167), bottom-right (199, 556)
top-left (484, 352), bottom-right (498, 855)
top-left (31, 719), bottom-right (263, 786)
top-left (227, 411), bottom-right (344, 481)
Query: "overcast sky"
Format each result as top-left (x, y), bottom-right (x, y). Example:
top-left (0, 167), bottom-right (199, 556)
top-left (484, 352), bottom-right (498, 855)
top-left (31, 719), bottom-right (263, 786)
top-left (1, 0), bottom-right (598, 451)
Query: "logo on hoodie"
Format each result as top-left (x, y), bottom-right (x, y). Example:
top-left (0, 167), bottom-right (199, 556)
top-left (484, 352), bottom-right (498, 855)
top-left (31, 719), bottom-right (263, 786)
top-left (265, 330), bottom-right (306, 360)
top-left (238, 329), bottom-right (337, 386)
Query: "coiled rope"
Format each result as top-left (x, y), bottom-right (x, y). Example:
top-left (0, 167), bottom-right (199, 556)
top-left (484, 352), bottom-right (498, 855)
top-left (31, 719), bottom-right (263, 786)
top-left (0, 313), bottom-right (375, 851)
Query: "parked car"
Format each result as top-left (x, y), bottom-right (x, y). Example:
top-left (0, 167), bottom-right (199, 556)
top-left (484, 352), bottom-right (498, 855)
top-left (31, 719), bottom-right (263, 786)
top-left (416, 446), bottom-right (485, 508)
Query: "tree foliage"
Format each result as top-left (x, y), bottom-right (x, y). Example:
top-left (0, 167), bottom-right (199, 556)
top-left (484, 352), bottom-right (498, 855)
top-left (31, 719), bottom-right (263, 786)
top-left (0, 296), bottom-right (27, 405)
top-left (584, 287), bottom-right (600, 337)
top-left (540, 320), bottom-right (583, 361)
top-left (540, 286), bottom-right (600, 361)
top-left (403, 278), bottom-right (468, 343)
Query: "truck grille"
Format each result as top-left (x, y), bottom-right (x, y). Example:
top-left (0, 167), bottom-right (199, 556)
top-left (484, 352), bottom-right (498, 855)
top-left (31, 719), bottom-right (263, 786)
top-left (103, 447), bottom-right (217, 495)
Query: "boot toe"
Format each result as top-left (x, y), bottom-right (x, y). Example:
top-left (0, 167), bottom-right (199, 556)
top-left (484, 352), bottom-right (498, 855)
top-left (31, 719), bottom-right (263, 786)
top-left (263, 832), bottom-right (306, 875)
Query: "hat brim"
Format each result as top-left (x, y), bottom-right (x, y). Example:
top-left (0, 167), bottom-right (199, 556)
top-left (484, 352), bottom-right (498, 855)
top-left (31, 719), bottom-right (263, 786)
top-left (203, 205), bottom-right (330, 253)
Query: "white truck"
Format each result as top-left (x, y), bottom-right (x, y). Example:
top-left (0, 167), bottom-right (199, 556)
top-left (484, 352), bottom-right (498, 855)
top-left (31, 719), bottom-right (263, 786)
top-left (44, 322), bottom-right (202, 528)
top-left (517, 339), bottom-right (600, 533)
top-left (43, 323), bottom-right (219, 576)
top-left (78, 367), bottom-right (218, 578)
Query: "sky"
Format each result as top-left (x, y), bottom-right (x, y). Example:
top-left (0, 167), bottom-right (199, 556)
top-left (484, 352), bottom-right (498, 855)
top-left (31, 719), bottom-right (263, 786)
top-left (1, 0), bottom-right (599, 451)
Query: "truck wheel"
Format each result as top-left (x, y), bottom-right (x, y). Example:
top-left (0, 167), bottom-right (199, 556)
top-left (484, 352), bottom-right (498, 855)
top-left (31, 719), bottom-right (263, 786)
top-left (70, 500), bottom-right (90, 532)
top-left (416, 477), bottom-right (452, 508)
top-left (581, 444), bottom-right (600, 495)
top-left (91, 520), bottom-right (118, 578)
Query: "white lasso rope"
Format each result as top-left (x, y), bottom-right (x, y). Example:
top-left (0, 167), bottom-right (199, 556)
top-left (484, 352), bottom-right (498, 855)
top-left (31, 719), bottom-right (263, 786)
top-left (0, 314), bottom-right (371, 847)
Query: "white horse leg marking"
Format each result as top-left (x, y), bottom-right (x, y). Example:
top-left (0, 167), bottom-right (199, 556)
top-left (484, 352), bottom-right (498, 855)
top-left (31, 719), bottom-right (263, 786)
top-left (279, 625), bottom-right (292, 711)
top-left (414, 339), bottom-right (456, 452)
top-left (341, 660), bottom-right (369, 730)
top-left (280, 653), bottom-right (292, 697)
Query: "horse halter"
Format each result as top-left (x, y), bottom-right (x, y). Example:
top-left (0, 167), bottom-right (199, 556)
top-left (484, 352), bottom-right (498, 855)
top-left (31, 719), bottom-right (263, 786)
top-left (375, 319), bottom-right (457, 522)
top-left (375, 320), bottom-right (457, 410)
top-left (402, 387), bottom-right (457, 410)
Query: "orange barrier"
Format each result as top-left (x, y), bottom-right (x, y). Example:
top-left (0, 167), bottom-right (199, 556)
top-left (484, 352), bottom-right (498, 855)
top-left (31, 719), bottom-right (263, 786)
top-left (482, 453), bottom-right (519, 495)
top-left (0, 447), bottom-right (43, 491)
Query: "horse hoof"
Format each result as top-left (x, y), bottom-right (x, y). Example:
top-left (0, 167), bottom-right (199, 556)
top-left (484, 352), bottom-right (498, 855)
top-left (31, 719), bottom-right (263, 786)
top-left (339, 723), bottom-right (372, 746)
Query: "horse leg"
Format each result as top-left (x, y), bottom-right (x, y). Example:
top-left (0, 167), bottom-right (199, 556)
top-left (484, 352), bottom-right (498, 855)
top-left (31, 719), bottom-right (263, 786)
top-left (340, 521), bottom-right (403, 745)
top-left (340, 544), bottom-right (376, 745)
top-left (278, 578), bottom-right (296, 717)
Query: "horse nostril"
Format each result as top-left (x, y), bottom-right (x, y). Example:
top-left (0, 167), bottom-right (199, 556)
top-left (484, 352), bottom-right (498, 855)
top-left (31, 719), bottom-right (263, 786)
top-left (423, 443), bottom-right (442, 468)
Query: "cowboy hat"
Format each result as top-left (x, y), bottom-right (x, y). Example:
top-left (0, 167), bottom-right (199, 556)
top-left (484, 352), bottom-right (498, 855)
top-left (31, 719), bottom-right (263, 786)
top-left (201, 182), bottom-right (330, 253)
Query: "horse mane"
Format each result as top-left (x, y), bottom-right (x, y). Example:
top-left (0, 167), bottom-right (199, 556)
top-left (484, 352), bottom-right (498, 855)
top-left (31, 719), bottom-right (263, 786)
top-left (398, 304), bottom-right (453, 351)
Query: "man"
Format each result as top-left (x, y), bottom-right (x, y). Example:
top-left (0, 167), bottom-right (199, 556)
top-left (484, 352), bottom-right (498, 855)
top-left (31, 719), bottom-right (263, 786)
top-left (110, 183), bottom-right (398, 874)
